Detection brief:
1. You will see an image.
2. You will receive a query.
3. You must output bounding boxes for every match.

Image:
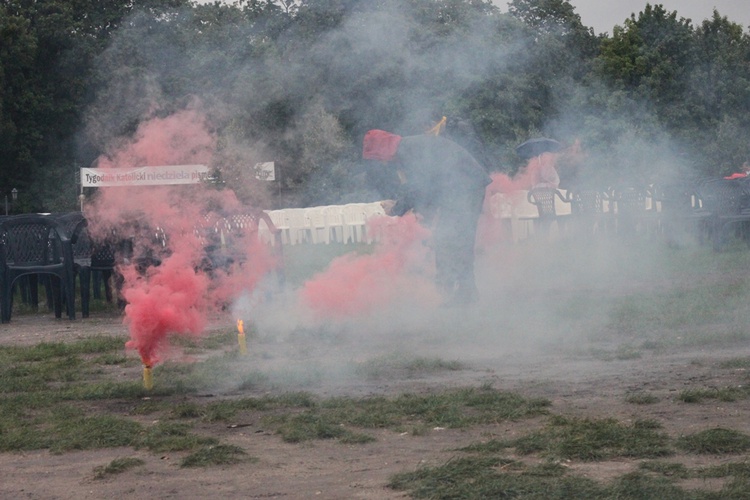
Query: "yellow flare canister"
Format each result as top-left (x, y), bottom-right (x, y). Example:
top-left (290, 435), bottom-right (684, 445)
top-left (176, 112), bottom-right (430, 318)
top-left (237, 332), bottom-right (248, 355)
top-left (237, 319), bottom-right (248, 355)
top-left (143, 365), bottom-right (153, 390)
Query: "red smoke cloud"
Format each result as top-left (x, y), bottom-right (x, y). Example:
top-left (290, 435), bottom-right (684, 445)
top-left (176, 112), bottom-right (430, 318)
top-left (95, 109), bottom-right (215, 170)
top-left (122, 245), bottom-right (209, 367)
top-left (86, 108), bottom-right (277, 366)
top-left (300, 213), bottom-right (435, 318)
top-left (476, 152), bottom-right (562, 249)
top-left (208, 227), bottom-right (278, 309)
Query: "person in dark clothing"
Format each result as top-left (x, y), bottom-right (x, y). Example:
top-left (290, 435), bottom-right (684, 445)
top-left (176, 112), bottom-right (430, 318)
top-left (363, 130), bottom-right (491, 304)
top-left (444, 117), bottom-right (493, 171)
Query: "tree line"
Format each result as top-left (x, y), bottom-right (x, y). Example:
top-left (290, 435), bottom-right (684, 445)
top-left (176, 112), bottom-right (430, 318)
top-left (2, 0), bottom-right (750, 211)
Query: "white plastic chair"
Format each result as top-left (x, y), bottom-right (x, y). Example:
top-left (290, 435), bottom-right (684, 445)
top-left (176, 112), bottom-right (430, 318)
top-left (305, 207), bottom-right (329, 244)
top-left (363, 202), bottom-right (386, 218)
top-left (267, 210), bottom-right (290, 245)
top-left (284, 208), bottom-right (309, 245)
top-left (322, 205), bottom-right (345, 243)
top-left (342, 204), bottom-right (367, 244)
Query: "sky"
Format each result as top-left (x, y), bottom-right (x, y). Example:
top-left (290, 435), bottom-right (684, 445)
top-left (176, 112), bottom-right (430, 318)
top-left (494, 0), bottom-right (749, 35)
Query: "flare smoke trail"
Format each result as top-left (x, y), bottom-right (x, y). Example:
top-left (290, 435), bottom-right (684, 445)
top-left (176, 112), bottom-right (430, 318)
top-left (300, 213), bottom-right (436, 319)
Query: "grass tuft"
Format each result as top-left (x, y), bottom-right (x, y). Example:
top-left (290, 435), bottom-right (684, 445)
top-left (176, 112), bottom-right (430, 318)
top-left (136, 422), bottom-right (218, 453)
top-left (93, 457), bottom-right (145, 479)
top-left (504, 416), bottom-right (672, 461)
top-left (388, 455), bottom-right (605, 498)
top-left (638, 460), bottom-right (690, 478)
top-left (272, 412), bottom-right (348, 443)
top-left (180, 444), bottom-right (250, 468)
top-left (676, 428), bottom-right (750, 454)
top-left (625, 392), bottom-right (660, 405)
top-left (678, 386), bottom-right (749, 403)
top-left (696, 461), bottom-right (750, 478)
top-left (51, 414), bottom-right (142, 454)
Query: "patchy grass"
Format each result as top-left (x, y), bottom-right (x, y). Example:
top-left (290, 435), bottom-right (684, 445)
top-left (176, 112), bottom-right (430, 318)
top-left (0, 337), bottom-right (551, 470)
top-left (136, 422), bottom-right (218, 453)
top-left (5, 239), bottom-right (750, 496)
top-left (696, 461), bottom-right (750, 478)
top-left (353, 353), bottom-right (464, 379)
top-left (719, 358), bottom-right (750, 370)
top-left (389, 449), bottom-right (750, 499)
top-left (0, 336), bottom-right (221, 455)
top-left (468, 416), bottom-right (672, 461)
top-left (626, 392), bottom-right (660, 405)
top-left (677, 428), bottom-right (750, 455)
top-left (388, 455), bottom-right (693, 499)
top-left (180, 444), bottom-right (251, 468)
top-left (263, 387), bottom-right (549, 443)
top-left (51, 413), bottom-right (142, 454)
top-left (639, 460), bottom-right (691, 479)
top-left (387, 456), bottom-right (586, 499)
top-left (93, 457), bottom-right (145, 479)
top-left (678, 386), bottom-right (750, 403)
top-left (391, 444), bottom-right (750, 499)
top-left (272, 412), bottom-right (353, 443)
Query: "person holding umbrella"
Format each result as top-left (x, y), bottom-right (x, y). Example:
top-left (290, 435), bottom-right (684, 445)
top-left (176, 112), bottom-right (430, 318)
top-left (362, 129), bottom-right (491, 305)
top-left (516, 137), bottom-right (563, 189)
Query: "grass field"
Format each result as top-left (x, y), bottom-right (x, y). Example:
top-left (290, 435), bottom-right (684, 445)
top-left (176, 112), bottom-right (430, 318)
top-left (2, 235), bottom-right (750, 498)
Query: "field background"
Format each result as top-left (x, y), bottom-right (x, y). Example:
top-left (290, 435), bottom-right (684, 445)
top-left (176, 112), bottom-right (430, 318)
top-left (2, 235), bottom-right (750, 499)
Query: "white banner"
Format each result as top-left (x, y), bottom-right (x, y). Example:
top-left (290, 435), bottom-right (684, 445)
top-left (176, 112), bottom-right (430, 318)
top-left (254, 162), bottom-right (276, 181)
top-left (80, 165), bottom-right (211, 187)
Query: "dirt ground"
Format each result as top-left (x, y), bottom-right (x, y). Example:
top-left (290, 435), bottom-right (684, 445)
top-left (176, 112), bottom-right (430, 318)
top-left (1, 309), bottom-right (750, 499)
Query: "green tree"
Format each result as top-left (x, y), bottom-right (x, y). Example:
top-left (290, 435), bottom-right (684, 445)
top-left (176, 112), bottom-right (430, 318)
top-left (0, 0), bottom-right (191, 210)
top-left (596, 4), bottom-right (694, 116)
top-left (683, 10), bottom-right (750, 173)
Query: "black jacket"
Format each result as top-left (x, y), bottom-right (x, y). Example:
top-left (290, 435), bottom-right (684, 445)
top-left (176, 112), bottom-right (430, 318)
top-left (391, 135), bottom-right (491, 217)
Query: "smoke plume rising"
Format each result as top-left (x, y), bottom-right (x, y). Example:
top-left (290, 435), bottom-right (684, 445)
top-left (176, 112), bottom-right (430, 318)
top-left (80, 2), bottom-right (730, 395)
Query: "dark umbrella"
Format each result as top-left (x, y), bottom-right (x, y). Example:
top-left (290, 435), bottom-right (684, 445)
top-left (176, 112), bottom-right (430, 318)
top-left (515, 138), bottom-right (563, 159)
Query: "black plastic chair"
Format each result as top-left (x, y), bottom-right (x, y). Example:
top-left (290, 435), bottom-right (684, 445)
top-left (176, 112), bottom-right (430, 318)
top-left (526, 187), bottom-right (569, 237)
top-left (53, 212), bottom-right (93, 317)
top-left (565, 187), bottom-right (608, 236)
top-left (90, 234), bottom-right (118, 303)
top-left (72, 218), bottom-right (120, 307)
top-left (696, 178), bottom-right (750, 251)
top-left (0, 215), bottom-right (75, 322)
top-left (608, 186), bottom-right (653, 235)
top-left (650, 181), bottom-right (708, 246)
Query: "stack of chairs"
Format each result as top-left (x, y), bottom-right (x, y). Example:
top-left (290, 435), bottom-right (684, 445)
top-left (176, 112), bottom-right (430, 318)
top-left (263, 202), bottom-right (388, 245)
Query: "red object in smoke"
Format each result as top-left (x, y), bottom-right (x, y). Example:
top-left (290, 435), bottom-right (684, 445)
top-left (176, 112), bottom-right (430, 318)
top-left (300, 213), bottom-right (433, 318)
top-left (362, 129), bottom-right (402, 161)
top-left (123, 250), bottom-right (210, 367)
top-left (724, 172), bottom-right (748, 179)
